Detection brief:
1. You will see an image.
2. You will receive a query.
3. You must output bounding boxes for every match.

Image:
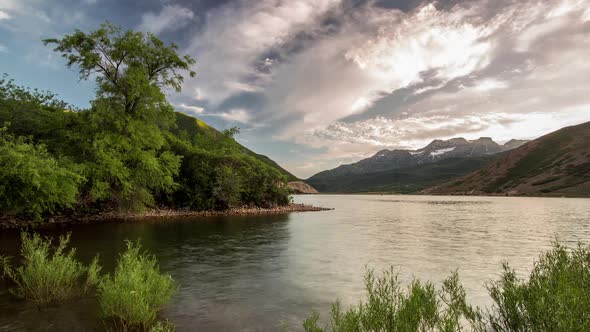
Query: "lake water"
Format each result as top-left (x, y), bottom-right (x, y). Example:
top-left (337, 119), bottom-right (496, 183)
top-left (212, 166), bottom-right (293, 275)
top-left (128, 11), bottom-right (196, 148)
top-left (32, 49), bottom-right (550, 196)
top-left (1, 195), bottom-right (589, 331)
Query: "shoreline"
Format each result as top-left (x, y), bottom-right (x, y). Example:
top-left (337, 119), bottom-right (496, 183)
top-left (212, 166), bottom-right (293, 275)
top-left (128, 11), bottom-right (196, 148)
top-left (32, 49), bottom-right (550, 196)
top-left (296, 192), bottom-right (590, 198)
top-left (0, 204), bottom-right (333, 230)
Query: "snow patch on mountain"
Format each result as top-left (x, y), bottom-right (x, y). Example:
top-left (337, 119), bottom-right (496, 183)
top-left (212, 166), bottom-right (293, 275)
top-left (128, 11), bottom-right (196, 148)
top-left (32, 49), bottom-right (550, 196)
top-left (430, 147), bottom-right (456, 157)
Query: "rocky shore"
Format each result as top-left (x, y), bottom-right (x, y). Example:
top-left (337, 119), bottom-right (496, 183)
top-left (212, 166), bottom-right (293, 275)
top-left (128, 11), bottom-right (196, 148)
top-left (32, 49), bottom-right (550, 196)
top-left (0, 204), bottom-right (333, 229)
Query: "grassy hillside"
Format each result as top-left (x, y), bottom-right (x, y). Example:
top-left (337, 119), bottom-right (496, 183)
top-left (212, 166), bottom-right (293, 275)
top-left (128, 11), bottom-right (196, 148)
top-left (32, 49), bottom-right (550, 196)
top-left (172, 112), bottom-right (298, 181)
top-left (306, 155), bottom-right (501, 193)
top-left (424, 121), bottom-right (590, 197)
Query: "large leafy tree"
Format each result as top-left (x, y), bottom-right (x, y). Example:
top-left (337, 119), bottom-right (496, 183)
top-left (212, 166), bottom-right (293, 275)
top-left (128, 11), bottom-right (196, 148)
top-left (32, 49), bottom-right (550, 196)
top-left (43, 23), bottom-right (196, 211)
top-left (43, 22), bottom-right (195, 116)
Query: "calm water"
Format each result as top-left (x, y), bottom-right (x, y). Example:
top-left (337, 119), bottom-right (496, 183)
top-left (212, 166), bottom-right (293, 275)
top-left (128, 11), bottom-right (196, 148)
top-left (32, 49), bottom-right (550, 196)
top-left (1, 195), bottom-right (589, 331)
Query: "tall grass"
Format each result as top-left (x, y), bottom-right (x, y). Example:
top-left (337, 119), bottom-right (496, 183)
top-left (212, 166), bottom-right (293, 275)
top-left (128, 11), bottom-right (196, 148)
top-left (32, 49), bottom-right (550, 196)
top-left (98, 240), bottom-right (176, 331)
top-left (0, 232), bottom-right (101, 304)
top-left (304, 242), bottom-right (590, 332)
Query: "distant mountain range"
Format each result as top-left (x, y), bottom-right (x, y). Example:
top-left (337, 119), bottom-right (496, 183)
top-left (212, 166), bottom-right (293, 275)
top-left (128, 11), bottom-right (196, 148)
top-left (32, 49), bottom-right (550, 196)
top-left (423, 121), bottom-right (590, 197)
top-left (306, 137), bottom-right (529, 193)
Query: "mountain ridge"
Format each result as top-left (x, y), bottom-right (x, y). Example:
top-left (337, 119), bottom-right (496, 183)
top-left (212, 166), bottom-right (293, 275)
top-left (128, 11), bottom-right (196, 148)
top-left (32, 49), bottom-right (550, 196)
top-left (422, 121), bottom-right (590, 197)
top-left (306, 136), bottom-right (528, 192)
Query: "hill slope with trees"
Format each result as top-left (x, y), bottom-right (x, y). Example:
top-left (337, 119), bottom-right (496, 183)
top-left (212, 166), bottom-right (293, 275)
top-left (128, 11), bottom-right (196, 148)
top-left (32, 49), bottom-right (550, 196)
top-left (0, 23), bottom-right (292, 222)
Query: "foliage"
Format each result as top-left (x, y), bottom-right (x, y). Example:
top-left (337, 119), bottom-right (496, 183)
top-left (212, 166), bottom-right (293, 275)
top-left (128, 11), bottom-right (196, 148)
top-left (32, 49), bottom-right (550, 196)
top-left (166, 134), bottom-right (291, 210)
top-left (0, 22), bottom-right (292, 221)
top-left (98, 240), bottom-right (176, 331)
top-left (303, 268), bottom-right (482, 332)
top-left (149, 320), bottom-right (176, 332)
top-left (0, 233), bottom-right (100, 304)
top-left (303, 242), bottom-right (590, 331)
top-left (43, 22), bottom-right (195, 114)
top-left (42, 23), bottom-right (195, 212)
top-left (222, 126), bottom-right (240, 138)
top-left (487, 242), bottom-right (590, 331)
top-left (212, 165), bottom-right (243, 209)
top-left (0, 126), bottom-right (84, 220)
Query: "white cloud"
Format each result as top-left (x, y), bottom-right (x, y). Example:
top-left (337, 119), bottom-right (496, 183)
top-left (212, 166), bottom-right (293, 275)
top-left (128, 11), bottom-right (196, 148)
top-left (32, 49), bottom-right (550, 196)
top-left (472, 79), bottom-right (508, 92)
top-left (264, 2), bottom-right (498, 138)
top-left (174, 103), bottom-right (204, 114)
top-left (0, 44), bottom-right (7, 53)
top-left (218, 109), bottom-right (251, 124)
top-left (182, 0), bottom-right (341, 104)
top-left (138, 5), bottom-right (194, 35)
top-left (0, 10), bottom-right (10, 20)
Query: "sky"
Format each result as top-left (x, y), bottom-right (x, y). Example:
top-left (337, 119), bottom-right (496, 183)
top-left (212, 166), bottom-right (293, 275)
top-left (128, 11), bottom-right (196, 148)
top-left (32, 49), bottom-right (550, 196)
top-left (1, 0), bottom-right (590, 178)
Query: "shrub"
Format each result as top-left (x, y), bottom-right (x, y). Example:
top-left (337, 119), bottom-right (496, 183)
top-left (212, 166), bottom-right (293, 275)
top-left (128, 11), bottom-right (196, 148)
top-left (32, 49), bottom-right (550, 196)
top-left (303, 268), bottom-right (482, 332)
top-left (304, 242), bottom-right (590, 331)
top-left (487, 242), bottom-right (590, 331)
top-left (0, 232), bottom-right (101, 304)
top-left (0, 126), bottom-right (84, 221)
top-left (98, 240), bottom-right (176, 331)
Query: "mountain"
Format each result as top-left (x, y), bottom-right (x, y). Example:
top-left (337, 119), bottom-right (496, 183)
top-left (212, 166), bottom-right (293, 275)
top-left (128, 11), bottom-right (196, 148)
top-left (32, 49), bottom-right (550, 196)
top-left (423, 121), bottom-right (590, 197)
top-left (306, 137), bottom-right (527, 192)
top-left (308, 155), bottom-right (502, 193)
top-left (173, 112), bottom-right (298, 181)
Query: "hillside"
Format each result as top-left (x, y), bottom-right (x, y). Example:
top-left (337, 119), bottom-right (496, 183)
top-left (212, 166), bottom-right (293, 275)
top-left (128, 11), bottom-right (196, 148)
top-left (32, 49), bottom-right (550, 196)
top-left (423, 121), bottom-right (590, 197)
top-left (307, 137), bottom-right (526, 192)
top-left (173, 112), bottom-right (297, 181)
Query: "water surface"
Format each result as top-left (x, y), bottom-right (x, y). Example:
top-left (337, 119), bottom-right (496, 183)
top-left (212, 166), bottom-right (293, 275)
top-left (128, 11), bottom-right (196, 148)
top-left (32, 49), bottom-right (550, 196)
top-left (1, 195), bottom-right (589, 331)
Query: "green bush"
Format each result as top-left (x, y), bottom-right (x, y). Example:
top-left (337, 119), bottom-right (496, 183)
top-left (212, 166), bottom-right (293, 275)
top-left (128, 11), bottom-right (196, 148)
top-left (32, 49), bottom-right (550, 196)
top-left (0, 126), bottom-right (84, 220)
top-left (487, 242), bottom-right (590, 331)
top-left (303, 268), bottom-right (482, 332)
top-left (98, 240), bottom-right (176, 331)
top-left (0, 232), bottom-right (101, 304)
top-left (304, 242), bottom-right (590, 331)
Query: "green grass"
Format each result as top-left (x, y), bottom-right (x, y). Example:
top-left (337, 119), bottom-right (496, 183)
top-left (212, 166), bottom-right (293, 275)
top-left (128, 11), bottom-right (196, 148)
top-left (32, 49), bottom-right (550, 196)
top-left (0, 232), bottom-right (100, 304)
top-left (304, 242), bottom-right (590, 331)
top-left (98, 240), bottom-right (176, 331)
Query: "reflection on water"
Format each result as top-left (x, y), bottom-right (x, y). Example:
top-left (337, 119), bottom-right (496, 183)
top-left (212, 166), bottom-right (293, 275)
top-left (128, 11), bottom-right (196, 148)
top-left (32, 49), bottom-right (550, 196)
top-left (1, 195), bottom-right (589, 331)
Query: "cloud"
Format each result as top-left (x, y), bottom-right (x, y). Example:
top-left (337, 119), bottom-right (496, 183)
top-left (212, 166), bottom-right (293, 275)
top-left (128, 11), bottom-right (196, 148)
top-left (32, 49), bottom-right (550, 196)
top-left (217, 108), bottom-right (251, 124)
top-left (182, 0), bottom-right (341, 105)
top-left (138, 4), bottom-right (195, 35)
top-left (174, 103), bottom-right (204, 115)
top-left (0, 44), bottom-right (7, 53)
top-left (0, 10), bottom-right (10, 20)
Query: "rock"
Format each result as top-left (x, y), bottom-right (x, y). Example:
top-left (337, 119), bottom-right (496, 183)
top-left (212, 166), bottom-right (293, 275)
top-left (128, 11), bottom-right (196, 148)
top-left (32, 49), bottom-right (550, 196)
top-left (288, 181), bottom-right (319, 194)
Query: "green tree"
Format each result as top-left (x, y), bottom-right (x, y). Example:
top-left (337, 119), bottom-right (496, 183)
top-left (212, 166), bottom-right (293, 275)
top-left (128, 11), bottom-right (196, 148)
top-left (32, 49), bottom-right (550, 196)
top-left (43, 23), bottom-right (195, 211)
top-left (43, 22), bottom-right (195, 116)
top-left (212, 165), bottom-right (243, 209)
